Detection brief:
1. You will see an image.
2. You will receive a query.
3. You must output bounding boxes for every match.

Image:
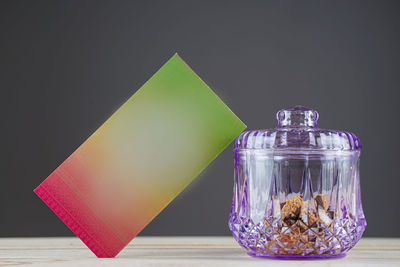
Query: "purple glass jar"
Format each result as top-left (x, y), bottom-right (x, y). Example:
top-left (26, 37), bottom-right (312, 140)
top-left (229, 106), bottom-right (366, 259)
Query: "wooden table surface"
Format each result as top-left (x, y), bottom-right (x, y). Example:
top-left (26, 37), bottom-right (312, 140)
top-left (0, 237), bottom-right (399, 266)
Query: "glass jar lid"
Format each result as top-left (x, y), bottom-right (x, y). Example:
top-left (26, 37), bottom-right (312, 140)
top-left (235, 106), bottom-right (361, 151)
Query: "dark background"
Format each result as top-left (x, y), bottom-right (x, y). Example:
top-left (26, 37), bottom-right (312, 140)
top-left (2, 0), bottom-right (399, 237)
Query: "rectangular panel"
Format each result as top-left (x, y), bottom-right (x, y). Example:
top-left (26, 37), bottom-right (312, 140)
top-left (34, 54), bottom-right (246, 257)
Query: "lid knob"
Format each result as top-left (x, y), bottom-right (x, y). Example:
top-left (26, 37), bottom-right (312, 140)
top-left (277, 105), bottom-right (319, 128)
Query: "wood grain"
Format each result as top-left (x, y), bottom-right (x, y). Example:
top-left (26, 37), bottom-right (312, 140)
top-left (0, 237), bottom-right (399, 266)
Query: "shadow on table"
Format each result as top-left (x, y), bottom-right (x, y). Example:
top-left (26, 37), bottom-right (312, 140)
top-left (118, 247), bottom-right (252, 261)
top-left (118, 247), bottom-right (352, 263)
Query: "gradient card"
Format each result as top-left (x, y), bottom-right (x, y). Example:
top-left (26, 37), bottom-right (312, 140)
top-left (34, 54), bottom-right (246, 257)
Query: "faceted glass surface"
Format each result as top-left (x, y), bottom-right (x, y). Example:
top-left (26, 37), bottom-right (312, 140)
top-left (229, 106), bottom-right (366, 258)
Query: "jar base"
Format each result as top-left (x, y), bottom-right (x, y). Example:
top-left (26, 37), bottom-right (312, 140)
top-left (247, 252), bottom-right (346, 260)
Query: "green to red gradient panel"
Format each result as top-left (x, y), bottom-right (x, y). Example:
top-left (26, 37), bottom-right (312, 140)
top-left (34, 54), bottom-right (246, 257)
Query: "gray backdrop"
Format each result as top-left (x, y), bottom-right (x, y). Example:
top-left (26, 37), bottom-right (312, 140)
top-left (2, 0), bottom-right (399, 237)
